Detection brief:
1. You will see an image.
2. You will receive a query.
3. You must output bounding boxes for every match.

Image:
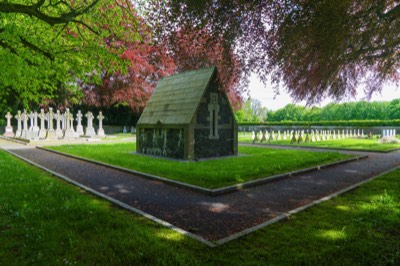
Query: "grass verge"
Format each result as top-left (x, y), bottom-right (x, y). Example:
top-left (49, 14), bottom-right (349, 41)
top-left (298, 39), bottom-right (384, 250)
top-left (45, 143), bottom-right (351, 189)
top-left (0, 148), bottom-right (399, 265)
top-left (239, 133), bottom-right (400, 152)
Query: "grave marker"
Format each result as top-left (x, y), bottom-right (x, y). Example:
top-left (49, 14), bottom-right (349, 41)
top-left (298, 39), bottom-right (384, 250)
top-left (76, 110), bottom-right (84, 136)
top-left (38, 109), bottom-right (47, 139)
top-left (85, 111), bottom-right (96, 137)
top-left (15, 111), bottom-right (22, 138)
top-left (3, 112), bottom-right (14, 137)
top-left (21, 110), bottom-right (29, 139)
top-left (63, 108), bottom-right (75, 139)
top-left (97, 111), bottom-right (105, 137)
top-left (46, 108), bottom-right (56, 139)
top-left (55, 110), bottom-right (63, 138)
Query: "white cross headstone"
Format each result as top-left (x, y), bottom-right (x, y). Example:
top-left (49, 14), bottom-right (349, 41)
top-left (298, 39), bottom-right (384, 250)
top-left (76, 110), bottom-right (84, 136)
top-left (30, 111), bottom-right (39, 139)
top-left (311, 130), bottom-right (316, 142)
top-left (3, 112), bottom-right (14, 137)
top-left (130, 126), bottom-right (135, 134)
top-left (38, 109), bottom-right (47, 139)
top-left (69, 112), bottom-right (75, 132)
top-left (260, 130), bottom-right (266, 142)
top-left (123, 126), bottom-right (127, 133)
top-left (290, 131), bottom-right (297, 143)
top-left (46, 108), bottom-right (56, 139)
top-left (29, 112), bottom-right (34, 131)
top-left (55, 110), bottom-right (63, 138)
top-left (14, 111), bottom-right (22, 138)
top-left (97, 111), bottom-right (105, 137)
top-left (298, 130), bottom-right (303, 143)
top-left (21, 109), bottom-right (29, 139)
top-left (63, 108), bottom-right (75, 139)
top-left (305, 131), bottom-right (310, 142)
top-left (61, 113), bottom-right (66, 131)
top-left (85, 111), bottom-right (96, 137)
top-left (269, 130), bottom-right (274, 142)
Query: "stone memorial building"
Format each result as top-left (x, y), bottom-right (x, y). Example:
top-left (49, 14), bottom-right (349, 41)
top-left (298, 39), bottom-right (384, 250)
top-left (136, 67), bottom-right (238, 160)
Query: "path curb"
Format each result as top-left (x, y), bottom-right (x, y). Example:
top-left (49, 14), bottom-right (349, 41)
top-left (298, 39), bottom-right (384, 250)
top-left (0, 135), bottom-right (29, 145)
top-left (37, 146), bottom-right (368, 196)
top-left (2, 143), bottom-right (398, 247)
top-left (3, 148), bottom-right (217, 248)
top-left (240, 142), bottom-right (400, 153)
top-left (215, 164), bottom-right (400, 245)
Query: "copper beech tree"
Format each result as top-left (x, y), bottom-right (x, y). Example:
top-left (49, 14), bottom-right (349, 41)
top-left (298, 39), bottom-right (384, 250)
top-left (146, 0), bottom-right (400, 104)
top-left (166, 27), bottom-right (244, 109)
top-left (85, 24), bottom-right (244, 111)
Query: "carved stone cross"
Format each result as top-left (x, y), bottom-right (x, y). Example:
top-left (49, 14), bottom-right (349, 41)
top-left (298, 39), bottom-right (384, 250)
top-left (3, 112), bottom-right (14, 137)
top-left (96, 111), bottom-right (105, 137)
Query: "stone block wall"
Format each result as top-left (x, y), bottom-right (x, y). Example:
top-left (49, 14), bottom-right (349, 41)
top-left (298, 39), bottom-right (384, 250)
top-left (194, 83), bottom-right (237, 158)
top-left (137, 127), bottom-right (184, 159)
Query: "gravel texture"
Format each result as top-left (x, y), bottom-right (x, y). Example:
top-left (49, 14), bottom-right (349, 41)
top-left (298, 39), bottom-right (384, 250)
top-left (3, 140), bottom-right (400, 241)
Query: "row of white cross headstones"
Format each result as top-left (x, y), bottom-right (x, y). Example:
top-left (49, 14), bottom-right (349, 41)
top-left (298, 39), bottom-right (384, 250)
top-left (3, 108), bottom-right (105, 140)
top-left (252, 129), bottom-right (397, 143)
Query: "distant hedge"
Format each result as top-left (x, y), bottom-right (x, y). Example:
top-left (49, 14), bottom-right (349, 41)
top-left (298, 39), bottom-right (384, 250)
top-left (238, 120), bottom-right (400, 127)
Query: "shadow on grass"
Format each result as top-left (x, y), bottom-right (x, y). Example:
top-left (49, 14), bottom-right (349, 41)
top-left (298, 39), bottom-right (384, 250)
top-left (0, 149), bottom-right (399, 265)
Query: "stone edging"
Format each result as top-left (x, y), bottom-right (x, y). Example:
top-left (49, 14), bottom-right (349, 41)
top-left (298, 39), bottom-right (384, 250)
top-left (215, 164), bottom-right (400, 245)
top-left (3, 148), bottom-right (216, 248)
top-left (3, 146), bottom-right (394, 247)
top-left (240, 141), bottom-right (400, 153)
top-left (0, 135), bottom-right (29, 145)
top-left (37, 146), bottom-right (368, 196)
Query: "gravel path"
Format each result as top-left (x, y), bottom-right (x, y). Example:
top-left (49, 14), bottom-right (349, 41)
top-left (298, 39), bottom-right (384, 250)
top-left (2, 140), bottom-right (400, 242)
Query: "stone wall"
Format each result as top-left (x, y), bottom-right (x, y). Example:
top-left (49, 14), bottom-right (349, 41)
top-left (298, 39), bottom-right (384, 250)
top-left (194, 128), bottom-right (235, 158)
top-left (137, 127), bottom-right (184, 159)
top-left (194, 83), bottom-right (236, 158)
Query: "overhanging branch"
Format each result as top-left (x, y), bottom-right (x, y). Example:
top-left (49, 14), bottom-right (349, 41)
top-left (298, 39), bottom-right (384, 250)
top-left (20, 37), bottom-right (55, 61)
top-left (0, 1), bottom-right (100, 26)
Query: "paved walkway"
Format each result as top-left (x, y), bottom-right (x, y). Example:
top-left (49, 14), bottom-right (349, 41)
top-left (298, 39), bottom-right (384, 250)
top-left (2, 139), bottom-right (400, 244)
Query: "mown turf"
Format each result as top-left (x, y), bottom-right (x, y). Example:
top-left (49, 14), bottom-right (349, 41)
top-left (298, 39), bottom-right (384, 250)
top-left (46, 143), bottom-right (351, 188)
top-left (0, 148), bottom-right (399, 265)
top-left (239, 133), bottom-right (400, 152)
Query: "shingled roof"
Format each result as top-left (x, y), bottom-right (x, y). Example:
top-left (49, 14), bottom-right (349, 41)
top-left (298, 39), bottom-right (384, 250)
top-left (137, 67), bottom-right (217, 125)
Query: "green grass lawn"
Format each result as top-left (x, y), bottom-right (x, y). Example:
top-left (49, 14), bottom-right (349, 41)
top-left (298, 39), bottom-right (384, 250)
top-left (239, 132), bottom-right (400, 152)
top-left (0, 149), bottom-right (399, 265)
top-left (45, 143), bottom-right (351, 189)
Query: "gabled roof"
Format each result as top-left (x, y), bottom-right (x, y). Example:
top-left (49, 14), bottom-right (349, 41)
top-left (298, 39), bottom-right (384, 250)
top-left (137, 67), bottom-right (217, 125)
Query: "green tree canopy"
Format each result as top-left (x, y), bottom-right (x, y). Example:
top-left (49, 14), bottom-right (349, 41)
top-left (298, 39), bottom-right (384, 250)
top-left (267, 99), bottom-right (399, 122)
top-left (0, 0), bottom-right (139, 110)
